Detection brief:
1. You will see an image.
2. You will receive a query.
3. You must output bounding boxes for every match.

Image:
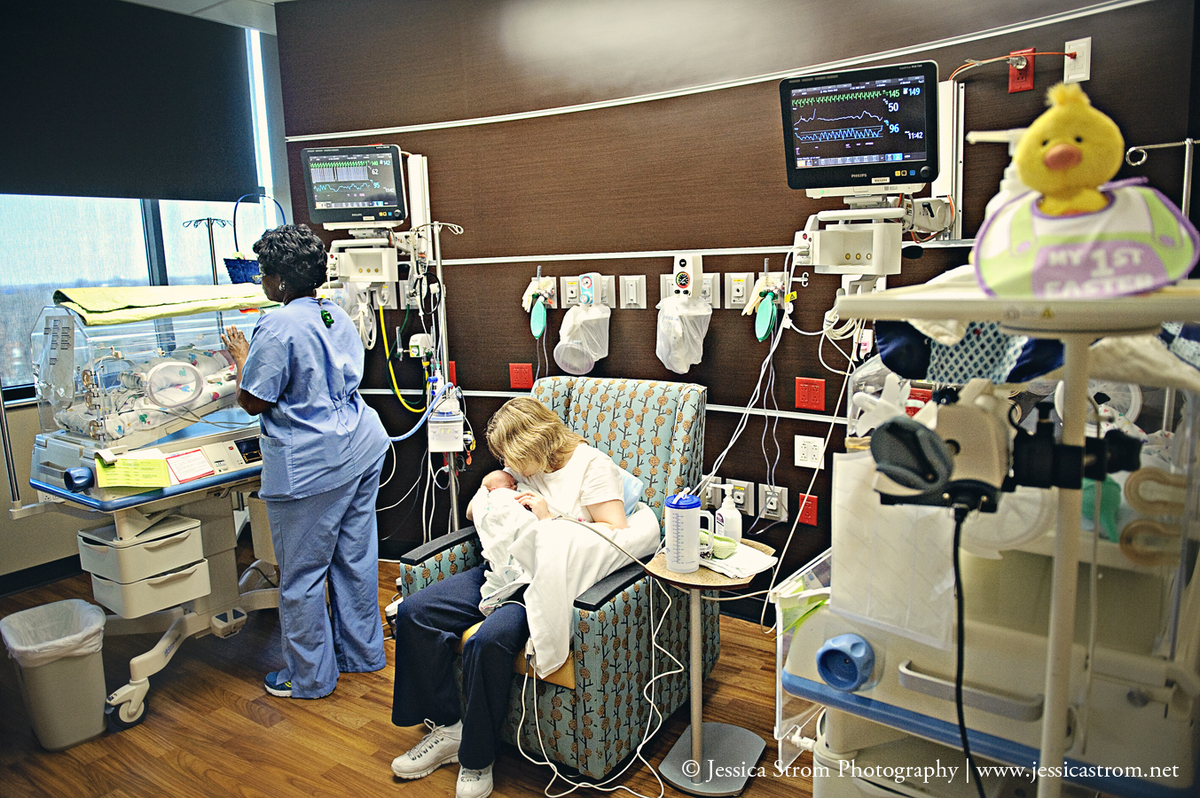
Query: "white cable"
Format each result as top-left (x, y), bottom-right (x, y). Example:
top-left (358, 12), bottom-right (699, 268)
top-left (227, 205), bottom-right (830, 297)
top-left (756, 323), bottom-right (863, 635)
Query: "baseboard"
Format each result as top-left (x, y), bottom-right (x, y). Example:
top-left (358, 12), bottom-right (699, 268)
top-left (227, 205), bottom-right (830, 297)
top-left (0, 556), bottom-right (83, 599)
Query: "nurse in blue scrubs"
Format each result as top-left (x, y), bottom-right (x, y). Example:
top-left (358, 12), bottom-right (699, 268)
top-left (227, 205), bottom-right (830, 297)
top-left (222, 224), bottom-right (389, 699)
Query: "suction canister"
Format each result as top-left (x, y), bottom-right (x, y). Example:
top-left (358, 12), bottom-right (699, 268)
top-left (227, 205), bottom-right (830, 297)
top-left (664, 492), bottom-right (712, 573)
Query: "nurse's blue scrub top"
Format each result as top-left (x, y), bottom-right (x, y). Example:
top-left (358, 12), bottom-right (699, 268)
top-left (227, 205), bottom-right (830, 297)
top-left (239, 297), bottom-right (389, 500)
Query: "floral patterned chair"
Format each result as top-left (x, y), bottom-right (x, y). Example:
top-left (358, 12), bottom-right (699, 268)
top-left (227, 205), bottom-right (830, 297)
top-left (398, 376), bottom-right (716, 779)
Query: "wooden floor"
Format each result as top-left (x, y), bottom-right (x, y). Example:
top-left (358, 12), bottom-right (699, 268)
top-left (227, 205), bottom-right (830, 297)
top-left (0, 538), bottom-right (817, 798)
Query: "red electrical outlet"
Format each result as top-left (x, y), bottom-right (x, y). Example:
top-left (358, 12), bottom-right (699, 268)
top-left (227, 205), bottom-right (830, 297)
top-left (509, 363), bottom-right (533, 390)
top-left (1008, 47), bottom-right (1035, 93)
top-left (448, 360), bottom-right (456, 386)
top-left (905, 387), bottom-right (933, 417)
top-left (795, 377), bottom-right (825, 411)
top-left (797, 493), bottom-right (819, 526)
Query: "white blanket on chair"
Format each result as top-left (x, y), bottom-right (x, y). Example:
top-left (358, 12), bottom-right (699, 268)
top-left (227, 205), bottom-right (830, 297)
top-left (469, 486), bottom-right (660, 677)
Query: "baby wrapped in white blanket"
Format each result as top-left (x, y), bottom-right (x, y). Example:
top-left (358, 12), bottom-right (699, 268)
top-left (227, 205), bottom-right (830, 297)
top-left (468, 483), bottom-right (660, 677)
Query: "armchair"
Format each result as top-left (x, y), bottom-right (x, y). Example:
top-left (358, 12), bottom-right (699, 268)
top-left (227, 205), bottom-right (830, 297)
top-left (397, 376), bottom-right (717, 780)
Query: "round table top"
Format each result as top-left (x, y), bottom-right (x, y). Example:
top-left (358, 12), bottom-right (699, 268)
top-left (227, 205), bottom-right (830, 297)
top-left (644, 539), bottom-right (776, 591)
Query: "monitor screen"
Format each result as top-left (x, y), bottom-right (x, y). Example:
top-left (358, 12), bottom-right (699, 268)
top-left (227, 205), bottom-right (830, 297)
top-left (300, 144), bottom-right (407, 225)
top-left (780, 61), bottom-right (938, 194)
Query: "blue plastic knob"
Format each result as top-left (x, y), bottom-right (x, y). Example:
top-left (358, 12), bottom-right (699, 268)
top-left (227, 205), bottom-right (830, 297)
top-left (816, 633), bottom-right (875, 691)
top-left (64, 467), bottom-right (95, 493)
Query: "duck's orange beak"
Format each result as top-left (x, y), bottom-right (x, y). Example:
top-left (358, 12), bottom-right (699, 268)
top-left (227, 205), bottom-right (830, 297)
top-left (1043, 142), bottom-right (1082, 171)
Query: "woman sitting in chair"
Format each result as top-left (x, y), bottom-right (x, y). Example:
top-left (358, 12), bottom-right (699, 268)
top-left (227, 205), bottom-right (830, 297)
top-left (390, 396), bottom-right (629, 798)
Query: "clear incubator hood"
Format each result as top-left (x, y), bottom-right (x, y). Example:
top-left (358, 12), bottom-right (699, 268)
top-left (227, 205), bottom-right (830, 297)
top-left (30, 306), bottom-right (258, 450)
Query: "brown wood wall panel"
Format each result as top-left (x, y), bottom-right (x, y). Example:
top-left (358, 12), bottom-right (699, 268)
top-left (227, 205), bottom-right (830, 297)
top-left (277, 0), bottom-right (1100, 136)
top-left (277, 0), bottom-right (1197, 578)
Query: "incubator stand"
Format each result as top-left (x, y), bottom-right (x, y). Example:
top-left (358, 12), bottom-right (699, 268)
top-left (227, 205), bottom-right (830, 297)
top-left (21, 304), bottom-right (278, 728)
top-left (777, 280), bottom-right (1200, 798)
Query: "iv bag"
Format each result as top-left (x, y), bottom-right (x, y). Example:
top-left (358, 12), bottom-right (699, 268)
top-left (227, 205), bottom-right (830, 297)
top-left (553, 304), bottom-right (610, 375)
top-left (655, 294), bottom-right (712, 374)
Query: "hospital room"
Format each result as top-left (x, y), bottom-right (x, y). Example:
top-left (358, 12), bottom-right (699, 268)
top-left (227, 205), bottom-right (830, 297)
top-left (1, 0), bottom-right (1199, 796)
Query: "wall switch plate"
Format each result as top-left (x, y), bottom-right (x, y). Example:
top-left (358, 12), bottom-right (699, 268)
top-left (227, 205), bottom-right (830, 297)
top-left (620, 274), bottom-right (646, 309)
top-left (660, 273), bottom-right (718, 308)
top-left (725, 272), bottom-right (755, 309)
top-left (759, 485), bottom-right (788, 522)
top-left (1008, 47), bottom-right (1035, 93)
top-left (794, 435), bottom-right (825, 469)
top-left (1064, 37), bottom-right (1091, 83)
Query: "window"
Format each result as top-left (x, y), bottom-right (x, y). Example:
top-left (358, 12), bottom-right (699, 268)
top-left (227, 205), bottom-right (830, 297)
top-left (0, 29), bottom-right (286, 392)
top-left (0, 195), bottom-right (148, 388)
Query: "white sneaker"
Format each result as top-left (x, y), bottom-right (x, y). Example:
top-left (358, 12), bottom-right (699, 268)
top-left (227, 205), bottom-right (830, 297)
top-left (391, 720), bottom-right (462, 779)
top-left (456, 764), bottom-right (493, 798)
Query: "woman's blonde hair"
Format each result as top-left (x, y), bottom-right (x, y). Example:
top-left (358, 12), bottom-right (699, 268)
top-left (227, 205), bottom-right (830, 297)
top-left (486, 397), bottom-right (584, 475)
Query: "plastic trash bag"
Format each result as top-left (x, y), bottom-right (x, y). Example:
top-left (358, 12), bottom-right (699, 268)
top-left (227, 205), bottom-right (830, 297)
top-left (655, 294), bottom-right (711, 374)
top-left (553, 303), bottom-right (611, 375)
top-left (0, 599), bottom-right (105, 669)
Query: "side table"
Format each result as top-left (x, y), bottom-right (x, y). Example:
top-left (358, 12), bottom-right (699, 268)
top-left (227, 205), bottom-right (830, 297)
top-left (645, 540), bottom-right (774, 796)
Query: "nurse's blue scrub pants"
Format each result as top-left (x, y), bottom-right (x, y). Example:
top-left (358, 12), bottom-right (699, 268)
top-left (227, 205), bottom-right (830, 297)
top-left (391, 565), bottom-right (529, 769)
top-left (265, 451), bottom-right (388, 698)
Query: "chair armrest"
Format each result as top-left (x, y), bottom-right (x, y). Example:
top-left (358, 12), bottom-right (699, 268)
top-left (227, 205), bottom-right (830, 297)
top-left (399, 526), bottom-right (480, 565)
top-left (573, 559), bottom-right (650, 611)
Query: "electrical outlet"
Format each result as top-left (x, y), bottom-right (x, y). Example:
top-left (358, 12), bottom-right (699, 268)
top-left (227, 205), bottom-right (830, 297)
top-left (509, 363), bottom-right (533, 390)
top-left (795, 377), bottom-right (825, 411)
top-left (797, 493), bottom-right (818, 526)
top-left (758, 485), bottom-right (788, 522)
top-left (794, 435), bottom-right (825, 469)
top-left (1064, 37), bottom-right (1091, 83)
top-left (1008, 47), bottom-right (1035, 93)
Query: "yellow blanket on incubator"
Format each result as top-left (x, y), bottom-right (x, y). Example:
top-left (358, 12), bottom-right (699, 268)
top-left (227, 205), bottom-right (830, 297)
top-left (54, 284), bottom-right (278, 326)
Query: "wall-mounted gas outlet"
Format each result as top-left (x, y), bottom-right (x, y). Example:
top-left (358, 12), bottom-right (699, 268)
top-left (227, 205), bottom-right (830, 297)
top-left (703, 478), bottom-right (754, 516)
top-left (620, 275), bottom-right (646, 309)
top-left (560, 275), bottom-right (617, 308)
top-left (759, 485), bottom-right (788, 522)
top-left (725, 272), bottom-right (755, 309)
top-left (794, 435), bottom-right (825, 469)
top-left (396, 279), bottom-right (423, 309)
top-left (660, 273), bottom-right (718, 308)
top-left (1064, 37), bottom-right (1091, 83)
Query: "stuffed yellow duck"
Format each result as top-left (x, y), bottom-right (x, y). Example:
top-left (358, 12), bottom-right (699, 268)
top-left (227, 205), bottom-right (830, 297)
top-left (1014, 82), bottom-right (1124, 216)
top-left (974, 83), bottom-right (1198, 298)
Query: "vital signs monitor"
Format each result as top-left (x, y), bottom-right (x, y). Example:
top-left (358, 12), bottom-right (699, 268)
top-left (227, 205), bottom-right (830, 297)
top-left (300, 143), bottom-right (407, 225)
top-left (780, 61), bottom-right (939, 195)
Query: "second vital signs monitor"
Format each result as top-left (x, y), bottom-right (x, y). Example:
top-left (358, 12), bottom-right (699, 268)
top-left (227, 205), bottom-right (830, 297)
top-left (780, 61), bottom-right (938, 195)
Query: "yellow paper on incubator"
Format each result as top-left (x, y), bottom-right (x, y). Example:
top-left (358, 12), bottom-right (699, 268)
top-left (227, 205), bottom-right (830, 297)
top-left (94, 449), bottom-right (170, 488)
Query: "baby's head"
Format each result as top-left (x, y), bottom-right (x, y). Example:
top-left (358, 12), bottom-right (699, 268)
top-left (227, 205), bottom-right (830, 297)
top-left (482, 470), bottom-right (517, 492)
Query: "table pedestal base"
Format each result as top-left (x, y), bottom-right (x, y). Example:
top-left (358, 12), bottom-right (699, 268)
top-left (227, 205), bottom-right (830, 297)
top-left (658, 722), bottom-right (766, 796)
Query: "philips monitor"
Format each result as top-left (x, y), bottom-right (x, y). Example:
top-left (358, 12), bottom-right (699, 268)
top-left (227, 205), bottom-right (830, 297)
top-left (300, 144), bottom-right (407, 225)
top-left (780, 61), bottom-right (938, 196)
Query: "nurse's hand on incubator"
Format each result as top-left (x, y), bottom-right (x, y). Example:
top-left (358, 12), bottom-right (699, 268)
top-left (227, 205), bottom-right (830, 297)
top-left (222, 325), bottom-right (272, 416)
top-left (221, 326), bottom-right (248, 366)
